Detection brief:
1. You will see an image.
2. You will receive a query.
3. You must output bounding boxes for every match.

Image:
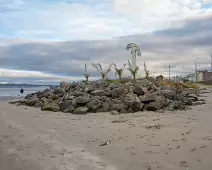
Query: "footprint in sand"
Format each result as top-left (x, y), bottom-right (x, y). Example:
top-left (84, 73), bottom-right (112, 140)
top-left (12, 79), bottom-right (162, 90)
top-left (180, 161), bottom-right (188, 169)
top-left (188, 148), bottom-right (196, 153)
top-left (202, 136), bottom-right (211, 141)
top-left (200, 145), bottom-right (207, 148)
top-left (176, 146), bottom-right (180, 149)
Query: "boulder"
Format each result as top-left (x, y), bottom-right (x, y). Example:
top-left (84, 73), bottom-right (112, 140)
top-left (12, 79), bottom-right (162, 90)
top-left (187, 93), bottom-right (198, 101)
top-left (60, 100), bottom-right (72, 112)
top-left (122, 93), bottom-right (138, 107)
top-left (110, 110), bottom-right (119, 115)
top-left (36, 91), bottom-right (44, 98)
top-left (91, 90), bottom-right (107, 96)
top-left (133, 86), bottom-right (145, 95)
top-left (97, 103), bottom-right (110, 112)
top-left (41, 102), bottom-right (60, 112)
top-left (192, 101), bottom-right (206, 106)
top-left (75, 92), bottom-right (89, 97)
top-left (64, 93), bottom-right (75, 100)
top-left (34, 100), bottom-right (43, 108)
top-left (25, 93), bottom-right (34, 100)
top-left (130, 97), bottom-right (144, 112)
top-left (161, 90), bottom-right (175, 100)
top-left (145, 96), bottom-right (167, 111)
top-left (85, 85), bottom-right (95, 93)
top-left (28, 97), bottom-right (40, 106)
top-left (64, 105), bottom-right (75, 113)
top-left (48, 93), bottom-right (59, 100)
top-left (75, 96), bottom-right (90, 104)
top-left (73, 107), bottom-right (88, 114)
top-left (112, 87), bottom-right (125, 98)
top-left (139, 94), bottom-right (156, 103)
top-left (60, 81), bottom-right (69, 88)
top-left (127, 107), bottom-right (135, 113)
top-left (87, 99), bottom-right (101, 112)
top-left (110, 104), bottom-right (127, 112)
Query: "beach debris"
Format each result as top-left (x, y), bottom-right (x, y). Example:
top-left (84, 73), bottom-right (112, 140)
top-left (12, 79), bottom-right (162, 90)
top-left (145, 124), bottom-right (164, 130)
top-left (111, 119), bottom-right (126, 123)
top-left (100, 140), bottom-right (111, 146)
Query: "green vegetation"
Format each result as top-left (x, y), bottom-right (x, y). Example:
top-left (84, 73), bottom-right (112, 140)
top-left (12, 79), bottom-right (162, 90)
top-left (144, 61), bottom-right (150, 79)
top-left (127, 60), bottom-right (139, 80)
top-left (159, 80), bottom-right (198, 89)
top-left (92, 63), bottom-right (112, 80)
top-left (112, 63), bottom-right (127, 80)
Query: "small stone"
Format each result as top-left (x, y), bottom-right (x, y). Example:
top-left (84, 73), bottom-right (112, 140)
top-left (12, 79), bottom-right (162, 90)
top-left (110, 110), bottom-right (119, 115)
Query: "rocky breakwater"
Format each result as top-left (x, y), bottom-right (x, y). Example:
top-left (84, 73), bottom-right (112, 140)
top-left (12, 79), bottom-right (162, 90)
top-left (9, 80), bottom-right (205, 114)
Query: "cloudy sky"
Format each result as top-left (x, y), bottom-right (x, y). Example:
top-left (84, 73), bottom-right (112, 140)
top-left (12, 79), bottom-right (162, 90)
top-left (0, 0), bottom-right (212, 84)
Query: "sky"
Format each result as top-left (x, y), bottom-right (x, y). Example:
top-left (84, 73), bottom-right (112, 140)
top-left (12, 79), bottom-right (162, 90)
top-left (0, 0), bottom-right (212, 84)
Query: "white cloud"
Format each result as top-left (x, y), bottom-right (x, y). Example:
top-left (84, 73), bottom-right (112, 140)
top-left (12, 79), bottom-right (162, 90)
top-left (203, 0), bottom-right (212, 4)
top-left (1, 0), bottom-right (211, 40)
top-left (113, 0), bottom-right (212, 32)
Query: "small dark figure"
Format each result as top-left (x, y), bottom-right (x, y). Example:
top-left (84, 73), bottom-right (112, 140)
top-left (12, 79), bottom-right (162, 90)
top-left (20, 88), bottom-right (24, 97)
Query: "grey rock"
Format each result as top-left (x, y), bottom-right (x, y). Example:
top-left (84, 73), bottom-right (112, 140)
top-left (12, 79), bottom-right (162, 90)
top-left (41, 102), bottom-right (60, 112)
top-left (122, 93), bottom-right (138, 106)
top-left (192, 101), bottom-right (206, 106)
top-left (139, 94), bottom-right (156, 103)
top-left (87, 99), bottom-right (101, 112)
top-left (161, 90), bottom-right (175, 100)
top-left (85, 85), bottom-right (95, 93)
top-left (91, 90), bottom-right (107, 96)
top-left (34, 100), bottom-right (43, 108)
top-left (112, 87), bottom-right (125, 98)
top-left (110, 110), bottom-right (119, 115)
top-left (187, 93), bottom-right (198, 101)
top-left (73, 107), bottom-right (88, 114)
top-left (110, 104), bottom-right (126, 112)
top-left (130, 97), bottom-right (144, 112)
top-left (35, 91), bottom-right (44, 98)
top-left (48, 93), bottom-right (59, 100)
top-left (127, 107), bottom-right (135, 113)
top-left (64, 105), bottom-right (75, 113)
top-left (75, 96), bottom-right (90, 104)
top-left (133, 86), bottom-right (145, 95)
top-left (145, 96), bottom-right (167, 111)
top-left (97, 103), bottom-right (110, 112)
top-left (60, 100), bottom-right (72, 112)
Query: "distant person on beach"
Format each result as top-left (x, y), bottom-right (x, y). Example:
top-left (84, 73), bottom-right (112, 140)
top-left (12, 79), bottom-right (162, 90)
top-left (20, 88), bottom-right (24, 97)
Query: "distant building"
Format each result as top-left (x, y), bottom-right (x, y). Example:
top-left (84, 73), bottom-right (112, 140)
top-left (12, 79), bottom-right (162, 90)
top-left (198, 70), bottom-right (212, 82)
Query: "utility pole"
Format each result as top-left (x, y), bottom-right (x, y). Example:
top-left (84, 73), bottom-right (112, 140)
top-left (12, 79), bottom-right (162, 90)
top-left (195, 60), bottom-right (198, 82)
top-left (211, 53), bottom-right (212, 70)
top-left (169, 66), bottom-right (170, 82)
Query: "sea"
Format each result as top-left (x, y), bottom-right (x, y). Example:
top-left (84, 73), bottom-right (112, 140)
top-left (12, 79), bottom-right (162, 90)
top-left (0, 86), bottom-right (49, 100)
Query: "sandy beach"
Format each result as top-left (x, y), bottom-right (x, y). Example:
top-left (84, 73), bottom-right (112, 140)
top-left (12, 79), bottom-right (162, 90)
top-left (0, 87), bottom-right (212, 170)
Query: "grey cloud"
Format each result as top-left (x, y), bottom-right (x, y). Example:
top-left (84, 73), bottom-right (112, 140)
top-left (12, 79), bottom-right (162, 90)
top-left (0, 14), bottom-right (212, 82)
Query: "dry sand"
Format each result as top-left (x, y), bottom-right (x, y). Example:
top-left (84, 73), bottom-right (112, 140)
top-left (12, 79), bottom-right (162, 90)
top-left (0, 87), bottom-right (212, 170)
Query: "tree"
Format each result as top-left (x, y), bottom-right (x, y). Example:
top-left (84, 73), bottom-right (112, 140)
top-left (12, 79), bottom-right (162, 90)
top-left (127, 60), bottom-right (139, 80)
top-left (126, 43), bottom-right (141, 70)
top-left (144, 61), bottom-right (150, 78)
top-left (92, 63), bottom-right (112, 80)
top-left (82, 63), bottom-right (90, 83)
top-left (112, 63), bottom-right (127, 80)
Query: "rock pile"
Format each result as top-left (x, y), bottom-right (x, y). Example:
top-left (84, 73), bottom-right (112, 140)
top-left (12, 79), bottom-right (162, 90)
top-left (10, 79), bottom-right (205, 114)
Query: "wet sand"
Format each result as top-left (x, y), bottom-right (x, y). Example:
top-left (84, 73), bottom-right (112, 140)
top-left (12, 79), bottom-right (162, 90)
top-left (0, 87), bottom-right (212, 170)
